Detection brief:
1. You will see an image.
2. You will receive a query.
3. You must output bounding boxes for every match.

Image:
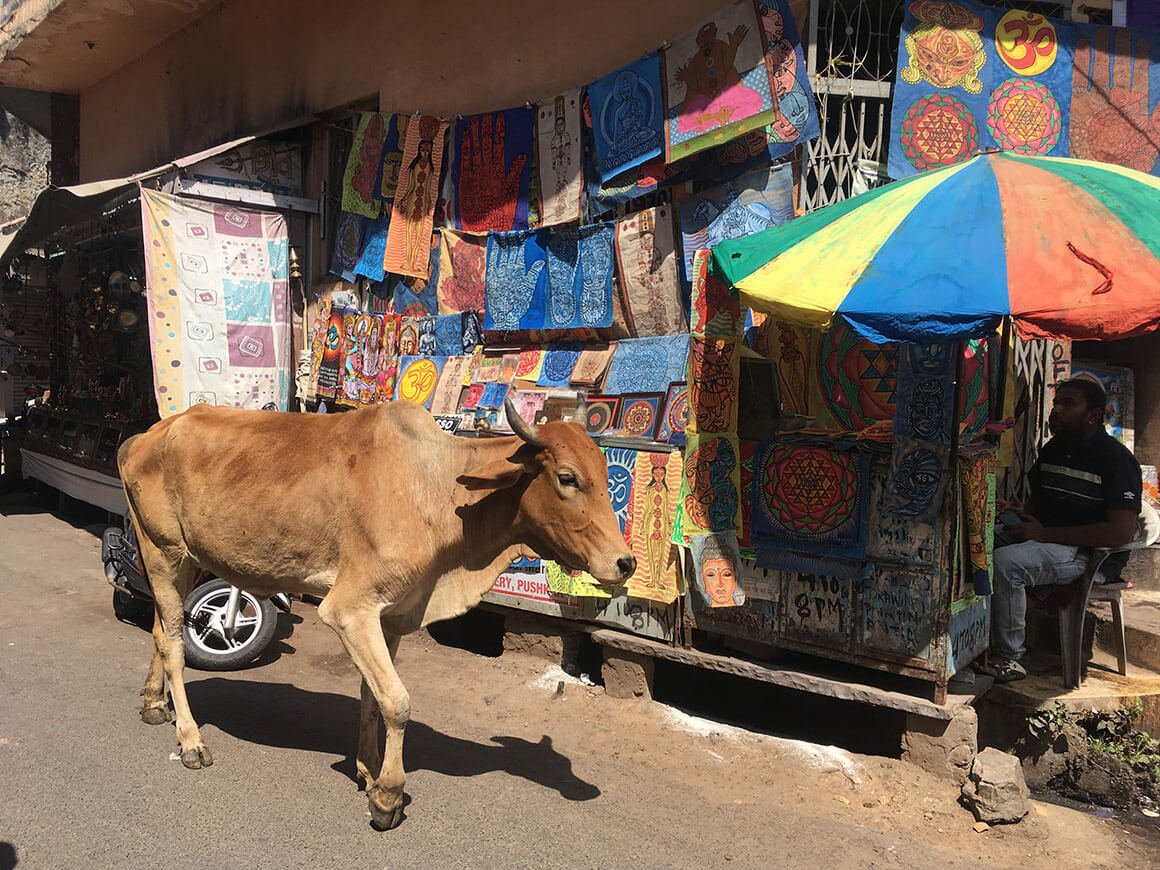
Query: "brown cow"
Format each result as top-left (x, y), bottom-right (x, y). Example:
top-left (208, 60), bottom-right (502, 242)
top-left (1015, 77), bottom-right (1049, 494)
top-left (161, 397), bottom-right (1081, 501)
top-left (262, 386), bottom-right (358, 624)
top-left (117, 396), bottom-right (634, 830)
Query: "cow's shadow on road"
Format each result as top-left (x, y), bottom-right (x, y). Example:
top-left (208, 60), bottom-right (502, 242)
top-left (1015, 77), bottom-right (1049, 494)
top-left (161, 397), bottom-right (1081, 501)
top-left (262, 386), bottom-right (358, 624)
top-left (186, 679), bottom-right (599, 802)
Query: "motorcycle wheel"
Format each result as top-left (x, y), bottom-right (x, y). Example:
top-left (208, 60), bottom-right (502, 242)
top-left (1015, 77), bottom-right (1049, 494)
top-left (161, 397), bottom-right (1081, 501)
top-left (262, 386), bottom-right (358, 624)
top-left (112, 589), bottom-right (152, 625)
top-left (183, 579), bottom-right (279, 671)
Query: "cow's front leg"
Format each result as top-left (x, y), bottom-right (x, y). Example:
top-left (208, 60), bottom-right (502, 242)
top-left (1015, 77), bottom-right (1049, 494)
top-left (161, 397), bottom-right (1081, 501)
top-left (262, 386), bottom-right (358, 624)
top-left (319, 592), bottom-right (410, 831)
top-left (355, 633), bottom-right (400, 789)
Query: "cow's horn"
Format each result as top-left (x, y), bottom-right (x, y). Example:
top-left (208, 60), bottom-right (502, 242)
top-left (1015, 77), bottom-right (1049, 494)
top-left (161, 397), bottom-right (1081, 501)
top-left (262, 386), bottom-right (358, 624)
top-left (505, 396), bottom-right (542, 447)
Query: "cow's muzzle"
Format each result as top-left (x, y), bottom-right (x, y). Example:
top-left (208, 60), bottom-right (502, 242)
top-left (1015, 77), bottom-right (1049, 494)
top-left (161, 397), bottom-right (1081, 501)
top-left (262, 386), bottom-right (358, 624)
top-left (616, 554), bottom-right (637, 581)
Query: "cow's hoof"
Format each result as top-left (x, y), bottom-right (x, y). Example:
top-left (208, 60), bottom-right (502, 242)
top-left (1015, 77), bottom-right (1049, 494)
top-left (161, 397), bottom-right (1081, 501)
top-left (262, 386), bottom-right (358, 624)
top-left (180, 746), bottom-right (214, 769)
top-left (367, 785), bottom-right (405, 831)
top-left (140, 705), bottom-right (171, 725)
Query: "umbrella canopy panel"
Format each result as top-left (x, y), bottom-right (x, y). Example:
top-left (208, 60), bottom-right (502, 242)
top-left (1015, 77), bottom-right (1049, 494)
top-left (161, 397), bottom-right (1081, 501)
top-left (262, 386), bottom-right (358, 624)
top-left (712, 152), bottom-right (1160, 344)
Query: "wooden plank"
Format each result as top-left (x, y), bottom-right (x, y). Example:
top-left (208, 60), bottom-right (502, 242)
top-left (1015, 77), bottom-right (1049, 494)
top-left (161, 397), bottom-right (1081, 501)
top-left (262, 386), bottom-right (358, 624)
top-left (173, 179), bottom-right (320, 214)
top-left (589, 629), bottom-right (990, 721)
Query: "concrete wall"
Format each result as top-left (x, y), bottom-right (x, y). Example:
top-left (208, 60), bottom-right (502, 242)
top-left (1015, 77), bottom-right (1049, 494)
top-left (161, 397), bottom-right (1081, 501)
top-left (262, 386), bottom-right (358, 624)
top-left (0, 105), bottom-right (49, 222)
top-left (78, 0), bottom-right (729, 181)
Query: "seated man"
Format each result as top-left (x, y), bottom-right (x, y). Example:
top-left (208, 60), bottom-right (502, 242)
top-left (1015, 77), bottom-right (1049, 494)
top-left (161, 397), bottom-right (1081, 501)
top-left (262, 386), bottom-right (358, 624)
top-left (987, 377), bottom-right (1141, 683)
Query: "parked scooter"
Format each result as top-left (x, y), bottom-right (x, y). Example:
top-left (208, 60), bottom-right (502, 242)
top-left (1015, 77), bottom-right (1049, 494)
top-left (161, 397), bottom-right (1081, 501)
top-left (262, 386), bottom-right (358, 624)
top-left (101, 516), bottom-right (291, 670)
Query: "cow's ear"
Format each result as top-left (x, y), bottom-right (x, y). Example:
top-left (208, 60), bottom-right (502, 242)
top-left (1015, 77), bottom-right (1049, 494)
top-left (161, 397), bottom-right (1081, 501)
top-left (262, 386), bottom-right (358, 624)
top-left (455, 457), bottom-right (530, 508)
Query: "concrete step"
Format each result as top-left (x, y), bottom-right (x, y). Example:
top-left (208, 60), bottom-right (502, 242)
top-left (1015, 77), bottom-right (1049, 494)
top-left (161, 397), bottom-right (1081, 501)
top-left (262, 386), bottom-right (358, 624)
top-left (1119, 544), bottom-right (1160, 590)
top-left (1091, 587), bottom-right (1160, 674)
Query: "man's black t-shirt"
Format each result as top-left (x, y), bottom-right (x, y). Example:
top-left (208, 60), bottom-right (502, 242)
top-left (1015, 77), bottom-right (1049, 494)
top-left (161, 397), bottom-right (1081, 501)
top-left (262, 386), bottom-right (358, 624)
top-left (1029, 428), bottom-right (1142, 578)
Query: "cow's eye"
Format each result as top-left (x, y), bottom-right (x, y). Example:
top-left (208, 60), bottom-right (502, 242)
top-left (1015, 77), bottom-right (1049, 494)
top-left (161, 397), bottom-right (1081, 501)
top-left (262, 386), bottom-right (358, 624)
top-left (557, 471), bottom-right (580, 489)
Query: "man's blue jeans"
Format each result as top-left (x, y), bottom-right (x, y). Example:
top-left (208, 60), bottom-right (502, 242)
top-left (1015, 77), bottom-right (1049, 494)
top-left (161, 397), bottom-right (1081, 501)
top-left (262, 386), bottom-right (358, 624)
top-left (992, 541), bottom-right (1091, 662)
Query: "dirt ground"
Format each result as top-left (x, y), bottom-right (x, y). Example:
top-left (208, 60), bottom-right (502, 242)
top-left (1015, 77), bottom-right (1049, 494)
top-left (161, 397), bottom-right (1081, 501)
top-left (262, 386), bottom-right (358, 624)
top-left (3, 493), bottom-right (1160, 868)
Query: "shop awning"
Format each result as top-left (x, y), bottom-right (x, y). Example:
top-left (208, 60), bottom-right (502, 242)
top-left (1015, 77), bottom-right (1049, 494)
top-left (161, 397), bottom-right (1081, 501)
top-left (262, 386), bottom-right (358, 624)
top-left (0, 135), bottom-right (256, 275)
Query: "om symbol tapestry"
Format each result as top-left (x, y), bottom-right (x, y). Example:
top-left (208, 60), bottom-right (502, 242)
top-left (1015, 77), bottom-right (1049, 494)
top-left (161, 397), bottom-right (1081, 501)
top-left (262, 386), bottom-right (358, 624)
top-left (890, 0), bottom-right (1160, 179)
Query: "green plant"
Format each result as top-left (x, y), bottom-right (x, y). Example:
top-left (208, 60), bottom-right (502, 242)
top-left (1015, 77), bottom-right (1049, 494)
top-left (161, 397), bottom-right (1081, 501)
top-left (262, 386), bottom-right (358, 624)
top-left (1027, 701), bottom-right (1070, 740)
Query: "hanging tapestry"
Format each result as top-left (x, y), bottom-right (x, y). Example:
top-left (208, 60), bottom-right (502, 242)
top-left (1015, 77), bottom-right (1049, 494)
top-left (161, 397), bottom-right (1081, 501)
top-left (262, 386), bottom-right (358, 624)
top-left (461, 310), bottom-right (482, 352)
top-left (680, 432), bottom-right (742, 535)
top-left (961, 447), bottom-right (998, 597)
top-left (889, 0), bottom-right (1160, 179)
top-left (626, 449), bottom-right (684, 604)
top-left (536, 343), bottom-right (583, 388)
top-left (484, 226), bottom-right (615, 331)
top-left (750, 442), bottom-right (870, 578)
top-left (893, 342), bottom-right (957, 447)
top-left (430, 356), bottom-right (469, 415)
top-left (543, 224), bottom-right (615, 330)
top-left (513, 347), bottom-right (545, 382)
top-left (689, 248), bottom-right (742, 339)
top-left (376, 313), bottom-right (401, 402)
top-left (588, 52), bottom-right (665, 182)
top-left (616, 393), bottom-right (663, 439)
top-left (434, 313), bottom-right (465, 356)
top-left (315, 304), bottom-right (343, 400)
top-left (334, 307), bottom-right (362, 408)
top-left (436, 230), bottom-right (487, 315)
top-left (737, 439), bottom-right (755, 552)
top-left (570, 343), bottom-right (616, 389)
top-left (330, 211), bottom-right (364, 280)
top-left (588, 124), bottom-right (801, 216)
top-left (883, 437), bottom-right (951, 525)
top-left (536, 89), bottom-right (584, 227)
top-left (661, 0), bottom-right (776, 162)
top-left (391, 232), bottom-right (441, 315)
top-left (484, 230), bottom-right (546, 331)
top-left (584, 396), bottom-right (620, 435)
top-left (603, 335), bottom-right (690, 395)
top-left (755, 319), bottom-right (814, 416)
top-left (687, 338), bottom-right (740, 434)
top-left (450, 108), bottom-right (535, 232)
top-left (510, 389), bottom-right (547, 426)
top-left (959, 338), bottom-right (991, 438)
top-left (604, 446), bottom-right (639, 538)
top-left (140, 188), bottom-right (291, 417)
top-left (341, 112), bottom-right (388, 218)
top-left (813, 319), bottom-right (898, 432)
top-left (384, 115), bottom-right (449, 279)
top-left (353, 213), bottom-right (391, 283)
top-left (306, 296), bottom-right (332, 402)
top-left (614, 206), bottom-right (687, 337)
top-left (688, 532), bottom-right (746, 608)
top-left (397, 318), bottom-right (421, 357)
top-left (338, 312), bottom-right (381, 407)
top-left (462, 382), bottom-right (486, 410)
top-left (657, 382), bottom-right (689, 446)
top-left (545, 560), bottom-right (612, 599)
top-left (678, 163), bottom-right (794, 280)
top-left (414, 316), bottom-right (438, 356)
top-left (395, 355), bottom-right (447, 409)
top-left (754, 0), bottom-right (822, 146)
top-left (372, 114), bottom-right (408, 205)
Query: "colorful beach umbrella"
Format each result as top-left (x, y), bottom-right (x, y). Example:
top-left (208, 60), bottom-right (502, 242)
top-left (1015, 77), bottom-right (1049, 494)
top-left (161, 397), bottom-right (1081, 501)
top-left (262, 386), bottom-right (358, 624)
top-left (710, 152), bottom-right (1160, 344)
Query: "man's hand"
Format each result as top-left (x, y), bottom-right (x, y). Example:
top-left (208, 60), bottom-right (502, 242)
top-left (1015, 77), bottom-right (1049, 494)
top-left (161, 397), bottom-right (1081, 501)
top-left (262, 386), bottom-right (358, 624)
top-left (1007, 511), bottom-right (1045, 544)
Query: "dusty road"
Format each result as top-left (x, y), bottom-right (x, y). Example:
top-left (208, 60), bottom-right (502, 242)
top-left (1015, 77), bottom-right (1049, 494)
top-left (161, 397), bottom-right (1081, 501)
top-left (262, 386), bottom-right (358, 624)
top-left (2, 493), bottom-right (1158, 869)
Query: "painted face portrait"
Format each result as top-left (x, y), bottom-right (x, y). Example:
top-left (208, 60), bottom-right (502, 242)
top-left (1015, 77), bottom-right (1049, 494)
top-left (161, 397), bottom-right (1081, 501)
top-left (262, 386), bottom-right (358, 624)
top-left (702, 556), bottom-right (738, 606)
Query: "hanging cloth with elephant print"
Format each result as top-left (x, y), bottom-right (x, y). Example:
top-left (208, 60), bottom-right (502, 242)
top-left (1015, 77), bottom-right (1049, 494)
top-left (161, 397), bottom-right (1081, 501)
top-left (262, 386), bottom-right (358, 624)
top-left (384, 115), bottom-right (449, 280)
top-left (888, 0), bottom-right (1160, 179)
top-left (449, 108), bottom-right (535, 233)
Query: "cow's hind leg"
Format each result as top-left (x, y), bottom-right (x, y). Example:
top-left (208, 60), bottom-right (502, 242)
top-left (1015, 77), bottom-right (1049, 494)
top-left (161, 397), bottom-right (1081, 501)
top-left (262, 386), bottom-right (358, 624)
top-left (355, 632), bottom-right (400, 789)
top-left (139, 623), bottom-right (170, 725)
top-left (319, 592), bottom-right (409, 831)
top-left (136, 537), bottom-right (209, 769)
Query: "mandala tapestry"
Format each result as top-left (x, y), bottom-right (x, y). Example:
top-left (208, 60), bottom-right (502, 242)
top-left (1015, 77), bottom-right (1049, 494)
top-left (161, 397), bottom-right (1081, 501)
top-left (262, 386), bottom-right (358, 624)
top-left (750, 442), bottom-right (870, 578)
